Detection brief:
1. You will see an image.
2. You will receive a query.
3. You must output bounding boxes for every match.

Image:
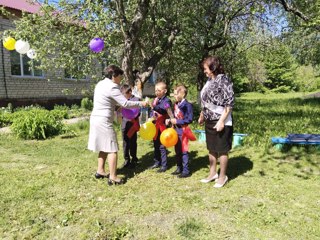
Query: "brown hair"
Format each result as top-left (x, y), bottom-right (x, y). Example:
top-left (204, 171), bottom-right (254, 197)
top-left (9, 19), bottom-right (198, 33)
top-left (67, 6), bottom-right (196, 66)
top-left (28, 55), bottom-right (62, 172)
top-left (202, 56), bottom-right (225, 75)
top-left (104, 64), bottom-right (124, 78)
top-left (175, 84), bottom-right (188, 97)
top-left (120, 84), bottom-right (132, 94)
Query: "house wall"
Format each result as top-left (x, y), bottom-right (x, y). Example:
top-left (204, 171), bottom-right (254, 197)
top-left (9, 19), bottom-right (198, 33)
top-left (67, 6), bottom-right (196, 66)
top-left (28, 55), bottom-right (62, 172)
top-left (0, 13), bottom-right (96, 108)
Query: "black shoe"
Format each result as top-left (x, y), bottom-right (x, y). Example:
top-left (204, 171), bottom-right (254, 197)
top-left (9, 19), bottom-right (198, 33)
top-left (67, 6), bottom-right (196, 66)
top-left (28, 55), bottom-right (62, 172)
top-left (107, 178), bottom-right (125, 186)
top-left (171, 168), bottom-right (182, 175)
top-left (132, 158), bottom-right (139, 164)
top-left (121, 160), bottom-right (131, 169)
top-left (157, 167), bottom-right (167, 173)
top-left (95, 172), bottom-right (109, 179)
top-left (148, 164), bottom-right (160, 169)
top-left (178, 173), bottom-right (191, 178)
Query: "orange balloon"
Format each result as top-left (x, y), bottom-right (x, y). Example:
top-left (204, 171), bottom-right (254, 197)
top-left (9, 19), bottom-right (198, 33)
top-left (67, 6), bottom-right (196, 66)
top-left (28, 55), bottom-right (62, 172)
top-left (160, 128), bottom-right (178, 148)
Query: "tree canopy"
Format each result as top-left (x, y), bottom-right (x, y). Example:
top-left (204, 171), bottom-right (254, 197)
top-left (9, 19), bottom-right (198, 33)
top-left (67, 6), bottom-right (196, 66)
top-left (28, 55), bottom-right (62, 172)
top-left (2, 0), bottom-right (319, 96)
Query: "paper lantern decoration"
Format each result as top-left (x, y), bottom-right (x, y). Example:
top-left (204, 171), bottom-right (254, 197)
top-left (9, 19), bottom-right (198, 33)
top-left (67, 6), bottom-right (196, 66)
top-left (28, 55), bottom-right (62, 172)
top-left (122, 108), bottom-right (140, 120)
top-left (15, 40), bottom-right (30, 54)
top-left (27, 49), bottom-right (37, 59)
top-left (3, 37), bottom-right (16, 50)
top-left (139, 121), bottom-right (156, 140)
top-left (89, 38), bottom-right (104, 53)
top-left (160, 128), bottom-right (178, 148)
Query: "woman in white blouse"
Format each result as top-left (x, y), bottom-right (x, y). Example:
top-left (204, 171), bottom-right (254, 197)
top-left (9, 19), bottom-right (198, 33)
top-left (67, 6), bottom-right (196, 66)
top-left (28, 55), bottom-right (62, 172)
top-left (88, 65), bottom-right (148, 185)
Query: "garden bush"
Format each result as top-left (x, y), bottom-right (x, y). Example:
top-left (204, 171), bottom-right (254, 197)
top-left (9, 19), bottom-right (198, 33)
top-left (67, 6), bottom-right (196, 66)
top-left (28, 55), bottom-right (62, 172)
top-left (52, 105), bottom-right (70, 119)
top-left (81, 97), bottom-right (93, 111)
top-left (11, 109), bottom-right (65, 140)
top-left (0, 111), bottom-right (13, 127)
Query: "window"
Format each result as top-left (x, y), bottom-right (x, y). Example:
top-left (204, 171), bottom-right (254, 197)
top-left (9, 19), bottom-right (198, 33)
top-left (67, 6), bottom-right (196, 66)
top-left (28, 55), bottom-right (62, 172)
top-left (10, 51), bottom-right (43, 77)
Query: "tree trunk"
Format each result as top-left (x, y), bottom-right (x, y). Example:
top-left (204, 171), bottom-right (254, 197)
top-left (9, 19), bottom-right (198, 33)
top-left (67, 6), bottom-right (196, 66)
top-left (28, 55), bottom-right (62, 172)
top-left (122, 39), bottom-right (135, 87)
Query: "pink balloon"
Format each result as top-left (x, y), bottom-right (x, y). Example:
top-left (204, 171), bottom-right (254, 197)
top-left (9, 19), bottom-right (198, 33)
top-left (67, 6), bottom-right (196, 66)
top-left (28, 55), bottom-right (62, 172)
top-left (122, 108), bottom-right (140, 120)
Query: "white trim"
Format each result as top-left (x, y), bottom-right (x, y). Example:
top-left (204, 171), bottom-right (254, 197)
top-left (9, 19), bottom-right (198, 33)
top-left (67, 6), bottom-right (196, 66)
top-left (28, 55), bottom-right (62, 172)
top-left (11, 53), bottom-right (44, 78)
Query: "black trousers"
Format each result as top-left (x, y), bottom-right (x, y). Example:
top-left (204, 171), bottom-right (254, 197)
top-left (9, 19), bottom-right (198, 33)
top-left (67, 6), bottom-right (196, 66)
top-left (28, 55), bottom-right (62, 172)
top-left (122, 124), bottom-right (138, 162)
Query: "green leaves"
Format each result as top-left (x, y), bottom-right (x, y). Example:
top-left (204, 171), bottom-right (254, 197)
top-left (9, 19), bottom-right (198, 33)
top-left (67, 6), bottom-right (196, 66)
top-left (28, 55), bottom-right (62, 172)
top-left (11, 109), bottom-right (64, 140)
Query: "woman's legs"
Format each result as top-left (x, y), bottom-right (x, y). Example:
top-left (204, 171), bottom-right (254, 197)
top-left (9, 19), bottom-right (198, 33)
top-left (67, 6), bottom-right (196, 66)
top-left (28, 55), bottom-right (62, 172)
top-left (207, 151), bottom-right (218, 179)
top-left (97, 151), bottom-right (120, 180)
top-left (107, 152), bottom-right (121, 181)
top-left (216, 152), bottom-right (228, 184)
top-left (97, 151), bottom-right (108, 175)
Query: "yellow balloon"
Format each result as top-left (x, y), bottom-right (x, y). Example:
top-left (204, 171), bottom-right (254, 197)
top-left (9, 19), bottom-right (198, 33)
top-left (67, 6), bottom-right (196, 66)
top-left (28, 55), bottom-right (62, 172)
top-left (3, 37), bottom-right (16, 51)
top-left (139, 121), bottom-right (156, 140)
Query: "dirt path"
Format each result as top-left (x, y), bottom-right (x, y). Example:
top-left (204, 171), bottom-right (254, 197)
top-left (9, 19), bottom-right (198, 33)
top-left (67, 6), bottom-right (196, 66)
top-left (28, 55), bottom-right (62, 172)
top-left (304, 92), bottom-right (320, 98)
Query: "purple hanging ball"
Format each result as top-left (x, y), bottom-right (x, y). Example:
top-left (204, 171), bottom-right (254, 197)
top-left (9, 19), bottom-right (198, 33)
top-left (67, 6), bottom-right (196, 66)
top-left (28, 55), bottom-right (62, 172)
top-left (89, 38), bottom-right (104, 53)
top-left (122, 108), bottom-right (140, 120)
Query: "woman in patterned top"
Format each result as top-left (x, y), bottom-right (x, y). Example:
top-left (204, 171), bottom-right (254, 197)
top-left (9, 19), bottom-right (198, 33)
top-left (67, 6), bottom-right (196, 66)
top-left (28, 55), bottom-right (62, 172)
top-left (198, 56), bottom-right (234, 188)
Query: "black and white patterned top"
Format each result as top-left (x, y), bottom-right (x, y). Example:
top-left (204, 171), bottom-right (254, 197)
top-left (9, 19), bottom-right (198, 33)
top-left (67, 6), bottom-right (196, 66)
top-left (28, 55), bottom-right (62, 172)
top-left (200, 74), bottom-right (234, 121)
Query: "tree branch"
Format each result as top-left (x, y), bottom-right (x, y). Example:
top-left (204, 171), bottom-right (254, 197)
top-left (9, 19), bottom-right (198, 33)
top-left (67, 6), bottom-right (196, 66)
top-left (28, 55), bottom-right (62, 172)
top-left (277, 0), bottom-right (320, 31)
top-left (278, 0), bottom-right (309, 21)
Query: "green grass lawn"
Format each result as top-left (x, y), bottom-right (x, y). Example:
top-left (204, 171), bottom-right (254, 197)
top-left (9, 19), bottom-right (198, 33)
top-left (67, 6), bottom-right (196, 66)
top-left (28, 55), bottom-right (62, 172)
top-left (0, 93), bottom-right (320, 239)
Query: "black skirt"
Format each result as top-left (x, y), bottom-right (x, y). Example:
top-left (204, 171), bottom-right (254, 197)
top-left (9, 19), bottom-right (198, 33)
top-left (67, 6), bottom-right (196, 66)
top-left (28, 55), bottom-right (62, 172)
top-left (205, 120), bottom-right (233, 153)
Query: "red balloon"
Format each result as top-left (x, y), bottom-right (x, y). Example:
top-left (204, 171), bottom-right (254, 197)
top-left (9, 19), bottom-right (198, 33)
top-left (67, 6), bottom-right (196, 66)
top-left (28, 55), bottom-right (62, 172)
top-left (160, 128), bottom-right (178, 148)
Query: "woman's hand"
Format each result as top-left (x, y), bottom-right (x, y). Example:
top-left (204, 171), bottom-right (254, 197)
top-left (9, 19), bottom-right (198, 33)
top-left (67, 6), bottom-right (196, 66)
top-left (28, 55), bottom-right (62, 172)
top-left (141, 101), bottom-right (148, 107)
top-left (198, 112), bottom-right (204, 125)
top-left (214, 120), bottom-right (224, 132)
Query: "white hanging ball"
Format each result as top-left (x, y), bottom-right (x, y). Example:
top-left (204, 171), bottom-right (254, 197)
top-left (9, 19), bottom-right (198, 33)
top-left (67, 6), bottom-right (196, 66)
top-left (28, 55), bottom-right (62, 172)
top-left (15, 40), bottom-right (30, 54)
top-left (27, 49), bottom-right (37, 59)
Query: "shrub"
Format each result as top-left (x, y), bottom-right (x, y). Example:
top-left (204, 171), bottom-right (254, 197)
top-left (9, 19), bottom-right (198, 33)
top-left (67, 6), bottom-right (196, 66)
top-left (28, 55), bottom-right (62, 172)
top-left (14, 104), bottom-right (43, 112)
top-left (0, 112), bottom-right (13, 127)
top-left (271, 85), bottom-right (292, 93)
top-left (11, 109), bottom-right (64, 140)
top-left (53, 105), bottom-right (70, 118)
top-left (81, 97), bottom-right (93, 111)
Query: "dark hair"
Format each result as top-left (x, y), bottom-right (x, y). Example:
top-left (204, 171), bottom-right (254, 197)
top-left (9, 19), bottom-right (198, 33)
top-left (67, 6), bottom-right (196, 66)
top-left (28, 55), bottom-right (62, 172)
top-left (120, 84), bottom-right (132, 94)
top-left (202, 56), bottom-right (225, 75)
top-left (104, 64), bottom-right (124, 78)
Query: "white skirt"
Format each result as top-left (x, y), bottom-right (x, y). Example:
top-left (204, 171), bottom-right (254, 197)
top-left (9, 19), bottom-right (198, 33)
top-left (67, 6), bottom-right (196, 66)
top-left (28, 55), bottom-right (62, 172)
top-left (88, 116), bottom-right (119, 153)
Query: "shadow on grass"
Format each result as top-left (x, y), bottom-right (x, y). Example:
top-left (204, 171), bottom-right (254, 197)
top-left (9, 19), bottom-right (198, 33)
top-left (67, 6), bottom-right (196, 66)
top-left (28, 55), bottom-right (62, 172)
top-left (268, 145), bottom-right (320, 178)
top-left (117, 149), bottom-right (253, 182)
top-left (117, 148), bottom-right (179, 180)
top-left (227, 156), bottom-right (253, 180)
top-left (190, 153), bottom-right (253, 181)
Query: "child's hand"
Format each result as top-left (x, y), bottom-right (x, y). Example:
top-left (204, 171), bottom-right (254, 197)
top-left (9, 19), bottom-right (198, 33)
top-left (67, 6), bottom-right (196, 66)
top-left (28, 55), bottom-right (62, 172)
top-left (165, 119), bottom-right (171, 125)
top-left (170, 118), bottom-right (177, 125)
top-left (147, 117), bottom-right (155, 122)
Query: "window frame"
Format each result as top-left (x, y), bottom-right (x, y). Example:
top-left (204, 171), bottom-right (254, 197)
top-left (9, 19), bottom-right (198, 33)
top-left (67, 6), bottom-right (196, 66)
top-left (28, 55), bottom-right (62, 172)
top-left (10, 52), bottom-right (44, 78)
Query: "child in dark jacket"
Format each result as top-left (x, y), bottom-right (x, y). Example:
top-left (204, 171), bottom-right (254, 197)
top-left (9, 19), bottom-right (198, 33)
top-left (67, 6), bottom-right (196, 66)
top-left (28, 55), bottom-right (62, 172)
top-left (148, 82), bottom-right (172, 173)
top-left (166, 84), bottom-right (194, 178)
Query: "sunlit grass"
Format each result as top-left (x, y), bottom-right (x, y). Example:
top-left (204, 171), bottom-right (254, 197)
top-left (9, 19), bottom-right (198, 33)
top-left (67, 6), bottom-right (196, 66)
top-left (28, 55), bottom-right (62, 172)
top-left (0, 94), bottom-right (320, 239)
